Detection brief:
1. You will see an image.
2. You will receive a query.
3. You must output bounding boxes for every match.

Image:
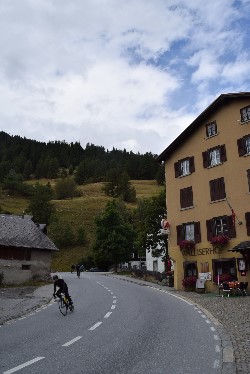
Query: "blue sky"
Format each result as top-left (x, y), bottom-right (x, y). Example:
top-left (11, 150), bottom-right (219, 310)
top-left (0, 0), bottom-right (249, 155)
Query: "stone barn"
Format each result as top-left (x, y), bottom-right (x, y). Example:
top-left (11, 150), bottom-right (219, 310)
top-left (0, 214), bottom-right (58, 285)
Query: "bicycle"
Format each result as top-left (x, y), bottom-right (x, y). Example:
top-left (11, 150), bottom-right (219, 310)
top-left (54, 293), bottom-right (74, 316)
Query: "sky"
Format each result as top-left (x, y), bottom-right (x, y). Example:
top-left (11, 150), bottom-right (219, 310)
top-left (0, 0), bottom-right (250, 155)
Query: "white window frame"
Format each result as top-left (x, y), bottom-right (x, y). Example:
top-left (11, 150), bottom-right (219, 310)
top-left (214, 217), bottom-right (228, 236)
top-left (241, 106), bottom-right (250, 123)
top-left (209, 148), bottom-right (221, 166)
top-left (180, 159), bottom-right (190, 176)
top-left (245, 137), bottom-right (250, 154)
top-left (184, 223), bottom-right (194, 241)
top-left (207, 122), bottom-right (217, 137)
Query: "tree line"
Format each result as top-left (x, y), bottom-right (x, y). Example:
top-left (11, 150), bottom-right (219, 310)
top-left (23, 183), bottom-right (167, 271)
top-left (0, 131), bottom-right (164, 183)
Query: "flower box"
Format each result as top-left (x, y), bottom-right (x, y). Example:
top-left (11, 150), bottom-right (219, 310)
top-left (182, 276), bottom-right (197, 291)
top-left (210, 235), bottom-right (230, 250)
top-left (179, 240), bottom-right (195, 251)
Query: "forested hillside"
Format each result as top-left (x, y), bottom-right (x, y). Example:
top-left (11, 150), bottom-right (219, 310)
top-left (0, 131), bottom-right (163, 182)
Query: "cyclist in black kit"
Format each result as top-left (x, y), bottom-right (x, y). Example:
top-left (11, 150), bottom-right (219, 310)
top-left (53, 275), bottom-right (73, 306)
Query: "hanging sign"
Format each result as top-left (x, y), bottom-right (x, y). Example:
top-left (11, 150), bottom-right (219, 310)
top-left (161, 219), bottom-right (170, 234)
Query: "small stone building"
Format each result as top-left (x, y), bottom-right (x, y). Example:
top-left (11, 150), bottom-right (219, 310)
top-left (0, 214), bottom-right (58, 285)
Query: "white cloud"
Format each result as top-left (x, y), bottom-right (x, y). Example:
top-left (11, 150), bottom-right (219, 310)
top-left (0, 0), bottom-right (249, 154)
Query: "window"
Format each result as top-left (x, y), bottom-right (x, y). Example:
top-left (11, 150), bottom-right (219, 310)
top-left (212, 259), bottom-right (237, 282)
top-left (209, 177), bottom-right (226, 201)
top-left (174, 156), bottom-right (195, 177)
top-left (153, 260), bottom-right (158, 271)
top-left (240, 105), bottom-right (250, 123)
top-left (184, 261), bottom-right (197, 277)
top-left (0, 248), bottom-right (31, 260)
top-left (237, 135), bottom-right (250, 156)
top-left (202, 145), bottom-right (227, 168)
top-left (206, 215), bottom-right (236, 241)
top-left (180, 186), bottom-right (193, 209)
top-left (214, 217), bottom-right (229, 236)
top-left (176, 222), bottom-right (201, 244)
top-left (206, 121), bottom-right (217, 137)
top-left (22, 265), bottom-right (30, 270)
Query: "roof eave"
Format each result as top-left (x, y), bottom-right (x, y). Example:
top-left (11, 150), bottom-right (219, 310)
top-left (156, 92), bottom-right (250, 163)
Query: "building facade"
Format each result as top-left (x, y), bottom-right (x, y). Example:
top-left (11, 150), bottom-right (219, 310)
top-left (157, 93), bottom-right (250, 292)
top-left (0, 214), bottom-right (58, 285)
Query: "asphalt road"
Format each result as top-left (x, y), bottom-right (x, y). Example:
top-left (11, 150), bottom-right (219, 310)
top-left (0, 273), bottom-right (222, 374)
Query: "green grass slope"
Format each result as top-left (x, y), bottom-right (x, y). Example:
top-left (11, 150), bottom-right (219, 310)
top-left (0, 180), bottom-right (164, 271)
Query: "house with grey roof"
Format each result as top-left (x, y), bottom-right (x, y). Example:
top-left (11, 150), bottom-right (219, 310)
top-left (0, 214), bottom-right (58, 285)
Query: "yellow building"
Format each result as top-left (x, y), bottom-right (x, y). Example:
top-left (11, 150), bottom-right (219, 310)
top-left (157, 92), bottom-right (250, 292)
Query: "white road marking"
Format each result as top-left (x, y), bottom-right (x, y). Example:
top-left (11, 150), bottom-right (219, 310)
top-left (62, 336), bottom-right (82, 346)
top-left (113, 299), bottom-right (117, 303)
top-left (205, 319), bottom-right (211, 324)
top-left (147, 286), bottom-right (193, 305)
top-left (214, 335), bottom-right (219, 340)
top-left (111, 305), bottom-right (116, 309)
top-left (3, 357), bottom-right (45, 374)
top-left (89, 322), bottom-right (102, 330)
top-left (210, 327), bottom-right (216, 331)
top-left (104, 312), bottom-right (112, 318)
top-left (113, 296), bottom-right (116, 299)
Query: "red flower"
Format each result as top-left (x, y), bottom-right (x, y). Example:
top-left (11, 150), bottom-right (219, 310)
top-left (182, 276), bottom-right (197, 288)
top-left (210, 235), bottom-right (230, 247)
top-left (179, 240), bottom-right (195, 250)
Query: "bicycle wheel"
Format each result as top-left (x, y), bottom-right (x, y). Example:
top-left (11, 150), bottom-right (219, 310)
top-left (69, 304), bottom-right (74, 312)
top-left (58, 299), bottom-right (68, 316)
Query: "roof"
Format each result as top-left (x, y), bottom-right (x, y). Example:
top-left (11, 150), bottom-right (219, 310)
top-left (229, 241), bottom-right (250, 253)
top-left (157, 92), bottom-right (250, 163)
top-left (0, 214), bottom-right (58, 251)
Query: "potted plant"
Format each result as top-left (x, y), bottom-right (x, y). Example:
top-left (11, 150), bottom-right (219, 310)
top-left (210, 235), bottom-right (230, 250)
top-left (182, 276), bottom-right (197, 291)
top-left (179, 240), bottom-right (195, 251)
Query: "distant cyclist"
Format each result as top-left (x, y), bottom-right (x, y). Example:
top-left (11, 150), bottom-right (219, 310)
top-left (53, 275), bottom-right (73, 306)
top-left (76, 264), bottom-right (81, 278)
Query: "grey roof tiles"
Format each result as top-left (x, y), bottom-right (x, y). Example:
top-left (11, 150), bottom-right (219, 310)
top-left (0, 214), bottom-right (58, 251)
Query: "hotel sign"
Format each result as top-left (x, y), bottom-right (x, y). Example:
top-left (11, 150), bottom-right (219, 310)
top-left (181, 247), bottom-right (221, 256)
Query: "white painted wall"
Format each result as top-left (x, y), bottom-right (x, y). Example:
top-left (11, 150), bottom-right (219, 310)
top-left (146, 248), bottom-right (165, 273)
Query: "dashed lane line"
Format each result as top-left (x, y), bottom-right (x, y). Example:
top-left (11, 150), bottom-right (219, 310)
top-left (89, 321), bottom-right (102, 330)
top-left (3, 357), bottom-right (45, 374)
top-left (62, 336), bottom-right (82, 347)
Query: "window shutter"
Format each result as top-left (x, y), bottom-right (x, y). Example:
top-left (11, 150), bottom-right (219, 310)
top-left (209, 180), bottom-right (216, 201)
top-left (220, 144), bottom-right (227, 162)
top-left (245, 212), bottom-right (250, 236)
top-left (227, 215), bottom-right (236, 238)
top-left (218, 177), bottom-right (226, 199)
top-left (174, 162), bottom-right (179, 178)
top-left (202, 151), bottom-right (209, 168)
top-left (180, 187), bottom-right (193, 208)
top-left (237, 138), bottom-right (245, 156)
top-left (194, 222), bottom-right (201, 243)
top-left (189, 156), bottom-right (195, 173)
top-left (176, 225), bottom-right (183, 244)
top-left (247, 169), bottom-right (250, 192)
top-left (180, 189), bottom-right (184, 208)
top-left (206, 219), bottom-right (214, 241)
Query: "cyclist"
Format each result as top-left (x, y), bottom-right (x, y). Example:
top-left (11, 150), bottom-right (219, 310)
top-left (76, 264), bottom-right (81, 278)
top-left (53, 275), bottom-right (73, 306)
